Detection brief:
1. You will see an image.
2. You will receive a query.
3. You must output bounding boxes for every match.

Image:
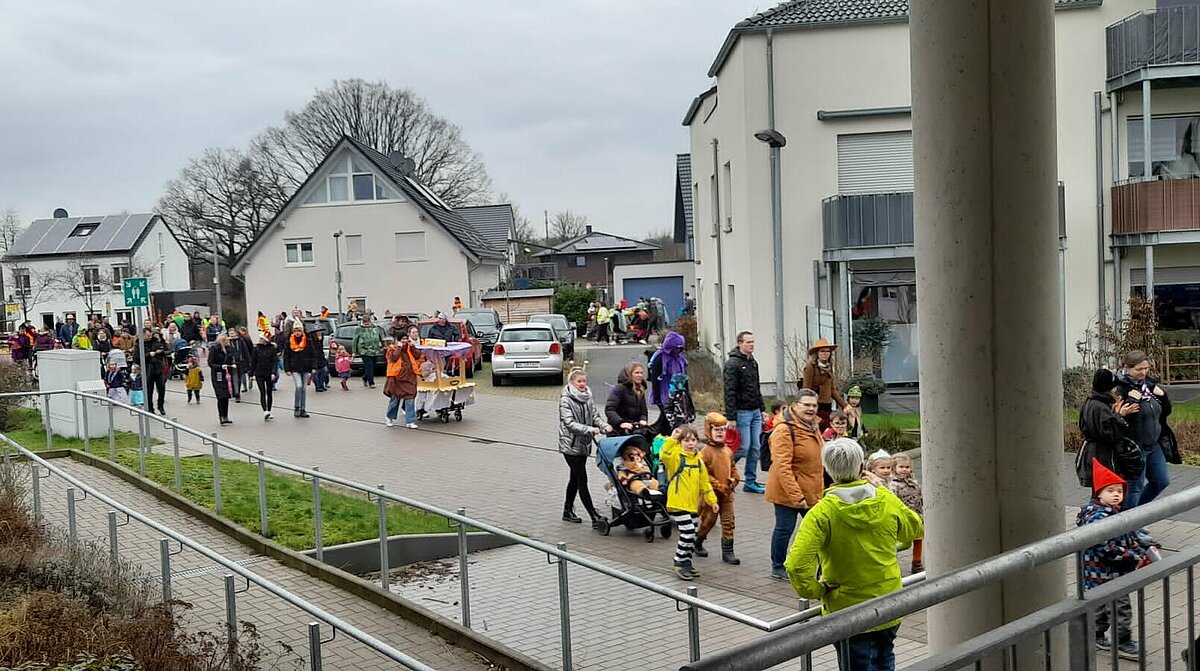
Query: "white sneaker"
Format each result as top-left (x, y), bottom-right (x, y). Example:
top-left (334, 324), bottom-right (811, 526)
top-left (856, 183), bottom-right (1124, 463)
top-left (406, 423), bottom-right (418, 429)
top-left (385, 418), bottom-right (395, 427)
top-left (264, 412), bottom-right (273, 421)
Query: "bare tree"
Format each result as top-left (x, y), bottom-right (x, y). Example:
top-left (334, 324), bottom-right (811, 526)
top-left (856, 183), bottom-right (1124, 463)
top-left (255, 79), bottom-right (492, 206)
top-left (549, 210), bottom-right (589, 243)
top-left (7, 266), bottom-right (55, 324)
top-left (0, 208), bottom-right (24, 254)
top-left (642, 228), bottom-right (686, 262)
top-left (156, 147), bottom-right (289, 276)
top-left (497, 193), bottom-right (538, 263)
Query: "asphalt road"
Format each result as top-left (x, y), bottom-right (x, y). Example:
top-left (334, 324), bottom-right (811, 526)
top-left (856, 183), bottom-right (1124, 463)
top-left (473, 339), bottom-right (655, 402)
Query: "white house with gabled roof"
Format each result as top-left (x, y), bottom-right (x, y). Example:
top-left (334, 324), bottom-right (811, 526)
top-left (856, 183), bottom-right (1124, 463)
top-left (232, 136), bottom-right (508, 318)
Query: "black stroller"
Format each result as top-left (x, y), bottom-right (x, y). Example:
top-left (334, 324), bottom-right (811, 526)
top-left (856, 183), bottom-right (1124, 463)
top-left (170, 343), bottom-right (194, 380)
top-left (594, 433), bottom-right (673, 542)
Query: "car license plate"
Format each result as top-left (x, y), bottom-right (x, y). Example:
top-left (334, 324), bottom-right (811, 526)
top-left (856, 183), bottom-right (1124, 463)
top-left (515, 361), bottom-right (538, 368)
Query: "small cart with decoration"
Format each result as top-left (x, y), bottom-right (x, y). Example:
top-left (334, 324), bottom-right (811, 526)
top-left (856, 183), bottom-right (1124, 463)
top-left (413, 340), bottom-right (477, 423)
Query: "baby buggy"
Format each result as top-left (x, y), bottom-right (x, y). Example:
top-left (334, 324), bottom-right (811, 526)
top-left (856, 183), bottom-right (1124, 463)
top-left (594, 433), bottom-right (673, 542)
top-left (170, 342), bottom-right (195, 380)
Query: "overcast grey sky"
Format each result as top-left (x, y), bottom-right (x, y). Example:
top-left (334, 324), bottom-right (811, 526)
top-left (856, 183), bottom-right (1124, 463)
top-left (0, 1), bottom-right (764, 239)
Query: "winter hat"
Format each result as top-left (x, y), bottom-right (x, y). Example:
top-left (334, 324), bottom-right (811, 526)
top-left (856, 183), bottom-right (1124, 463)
top-left (1091, 368), bottom-right (1118, 393)
top-left (704, 412), bottom-right (728, 444)
top-left (866, 449), bottom-right (892, 467)
top-left (847, 385), bottom-right (863, 398)
top-left (1091, 457), bottom-right (1126, 496)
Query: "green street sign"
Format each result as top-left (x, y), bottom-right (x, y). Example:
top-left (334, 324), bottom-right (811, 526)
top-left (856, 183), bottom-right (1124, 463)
top-left (123, 277), bottom-right (149, 308)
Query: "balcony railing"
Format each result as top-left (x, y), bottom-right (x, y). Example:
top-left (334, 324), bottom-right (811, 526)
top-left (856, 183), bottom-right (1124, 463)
top-left (1107, 6), bottom-right (1200, 81)
top-left (821, 192), bottom-right (914, 251)
top-left (1111, 177), bottom-right (1200, 236)
top-left (513, 262), bottom-right (558, 281)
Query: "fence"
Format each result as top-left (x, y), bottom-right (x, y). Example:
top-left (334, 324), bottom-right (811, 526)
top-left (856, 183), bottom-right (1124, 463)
top-left (0, 434), bottom-right (437, 671)
top-left (9, 388), bottom-right (927, 670)
top-left (1107, 6), bottom-right (1200, 81)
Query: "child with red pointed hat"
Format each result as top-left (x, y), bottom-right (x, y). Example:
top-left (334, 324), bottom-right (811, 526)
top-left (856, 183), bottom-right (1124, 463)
top-left (1077, 458), bottom-right (1149, 660)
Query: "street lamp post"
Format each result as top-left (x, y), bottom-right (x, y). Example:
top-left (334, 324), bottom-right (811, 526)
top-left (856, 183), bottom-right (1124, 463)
top-left (604, 257), bottom-right (611, 305)
top-left (210, 229), bottom-right (222, 323)
top-left (332, 230), bottom-right (344, 317)
top-left (754, 128), bottom-right (787, 399)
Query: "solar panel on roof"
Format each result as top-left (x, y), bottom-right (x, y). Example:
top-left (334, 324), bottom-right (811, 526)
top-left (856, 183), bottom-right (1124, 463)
top-left (8, 214), bottom-right (157, 257)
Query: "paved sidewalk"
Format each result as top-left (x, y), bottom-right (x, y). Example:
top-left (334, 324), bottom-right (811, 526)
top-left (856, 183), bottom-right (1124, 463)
top-left (22, 458), bottom-right (496, 671)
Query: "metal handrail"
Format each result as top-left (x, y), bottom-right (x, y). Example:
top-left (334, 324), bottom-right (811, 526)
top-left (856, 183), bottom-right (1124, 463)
top-left (19, 388), bottom-right (909, 636)
top-left (680, 478), bottom-right (1200, 670)
top-left (0, 432), bottom-right (436, 671)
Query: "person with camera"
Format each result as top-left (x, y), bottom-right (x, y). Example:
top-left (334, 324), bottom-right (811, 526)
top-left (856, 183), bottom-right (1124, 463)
top-left (1116, 351), bottom-right (1179, 507)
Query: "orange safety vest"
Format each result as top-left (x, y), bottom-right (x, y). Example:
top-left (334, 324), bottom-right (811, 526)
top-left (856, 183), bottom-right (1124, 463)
top-left (386, 345), bottom-right (421, 377)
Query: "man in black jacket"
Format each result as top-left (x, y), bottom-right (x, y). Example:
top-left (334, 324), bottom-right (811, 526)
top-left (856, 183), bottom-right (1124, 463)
top-left (723, 331), bottom-right (767, 493)
top-left (140, 329), bottom-right (169, 415)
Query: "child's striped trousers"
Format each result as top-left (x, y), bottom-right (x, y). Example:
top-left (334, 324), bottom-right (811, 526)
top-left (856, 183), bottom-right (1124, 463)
top-left (670, 511), bottom-right (698, 563)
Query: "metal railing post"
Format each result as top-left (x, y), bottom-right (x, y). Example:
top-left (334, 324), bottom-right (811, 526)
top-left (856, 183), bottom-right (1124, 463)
top-left (212, 438), bottom-right (222, 515)
top-left (160, 538), bottom-right (172, 604)
top-left (224, 574), bottom-right (239, 664)
top-left (1068, 612), bottom-right (1093, 671)
top-left (312, 467), bottom-right (323, 562)
top-left (107, 401), bottom-right (115, 461)
top-left (557, 541), bottom-right (573, 671)
top-left (30, 462), bottom-right (40, 521)
top-left (80, 398), bottom-right (90, 453)
top-left (172, 424), bottom-right (181, 493)
top-left (257, 451), bottom-right (269, 537)
top-left (308, 622), bottom-right (323, 671)
top-left (137, 413), bottom-right (147, 476)
top-left (377, 484), bottom-right (390, 590)
top-left (67, 487), bottom-right (77, 543)
top-left (108, 511), bottom-right (119, 563)
top-left (687, 585), bottom-right (701, 662)
top-left (43, 395), bottom-right (52, 450)
top-left (451, 507), bottom-right (472, 629)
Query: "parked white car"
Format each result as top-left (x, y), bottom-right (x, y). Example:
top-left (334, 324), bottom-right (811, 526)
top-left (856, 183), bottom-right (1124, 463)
top-left (491, 323), bottom-right (564, 386)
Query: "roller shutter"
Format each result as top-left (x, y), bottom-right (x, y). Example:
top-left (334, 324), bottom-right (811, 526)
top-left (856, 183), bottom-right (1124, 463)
top-left (1130, 266), bottom-right (1200, 286)
top-left (837, 131), bottom-right (914, 195)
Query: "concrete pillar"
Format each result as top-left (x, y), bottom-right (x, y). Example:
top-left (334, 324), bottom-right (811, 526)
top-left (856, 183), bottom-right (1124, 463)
top-left (1143, 80), bottom-right (1153, 178)
top-left (1145, 244), bottom-right (1155, 301)
top-left (910, 0), bottom-right (1066, 662)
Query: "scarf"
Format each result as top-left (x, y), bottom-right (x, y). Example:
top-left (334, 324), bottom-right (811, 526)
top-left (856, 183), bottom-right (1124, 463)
top-left (289, 332), bottom-right (308, 352)
top-left (653, 331), bottom-right (688, 406)
top-left (566, 384), bottom-right (593, 404)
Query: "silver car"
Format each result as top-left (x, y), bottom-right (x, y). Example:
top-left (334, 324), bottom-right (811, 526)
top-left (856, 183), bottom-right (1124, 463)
top-left (528, 313), bottom-right (575, 359)
top-left (491, 323), bottom-right (564, 386)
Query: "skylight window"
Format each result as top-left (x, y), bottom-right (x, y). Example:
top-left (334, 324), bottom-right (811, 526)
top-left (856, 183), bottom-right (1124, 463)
top-left (69, 223), bottom-right (99, 238)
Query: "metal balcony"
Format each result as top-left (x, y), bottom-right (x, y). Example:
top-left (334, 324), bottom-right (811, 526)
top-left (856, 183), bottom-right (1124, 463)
top-left (1111, 177), bottom-right (1200, 243)
top-left (821, 192), bottom-right (914, 253)
top-left (1106, 6), bottom-right (1200, 91)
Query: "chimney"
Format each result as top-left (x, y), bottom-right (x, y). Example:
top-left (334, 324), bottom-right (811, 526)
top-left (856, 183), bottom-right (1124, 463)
top-left (585, 225), bottom-right (592, 234)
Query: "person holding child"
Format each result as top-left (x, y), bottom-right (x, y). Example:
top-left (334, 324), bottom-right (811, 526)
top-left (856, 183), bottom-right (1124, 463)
top-left (697, 412), bottom-right (741, 565)
top-left (889, 452), bottom-right (924, 573)
top-left (660, 424), bottom-right (719, 580)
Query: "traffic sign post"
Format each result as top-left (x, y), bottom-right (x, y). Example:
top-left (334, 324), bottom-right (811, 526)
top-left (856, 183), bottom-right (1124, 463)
top-left (124, 278), bottom-right (151, 419)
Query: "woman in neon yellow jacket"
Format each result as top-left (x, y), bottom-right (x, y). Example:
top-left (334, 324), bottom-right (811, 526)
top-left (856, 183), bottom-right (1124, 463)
top-left (785, 437), bottom-right (923, 670)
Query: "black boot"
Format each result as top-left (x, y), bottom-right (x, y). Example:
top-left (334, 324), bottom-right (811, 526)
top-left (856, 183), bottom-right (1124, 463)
top-left (562, 507), bottom-right (582, 523)
top-left (695, 537), bottom-right (709, 558)
top-left (721, 538), bottom-right (741, 565)
top-left (590, 514), bottom-right (608, 530)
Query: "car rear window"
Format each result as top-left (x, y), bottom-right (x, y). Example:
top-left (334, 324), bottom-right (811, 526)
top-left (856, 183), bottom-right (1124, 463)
top-left (531, 316), bottom-right (568, 331)
top-left (457, 312), bottom-right (496, 326)
top-left (500, 327), bottom-right (554, 342)
top-left (336, 325), bottom-right (357, 338)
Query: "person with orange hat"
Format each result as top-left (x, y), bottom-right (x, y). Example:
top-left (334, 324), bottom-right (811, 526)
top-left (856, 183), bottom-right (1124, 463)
top-left (1077, 458), bottom-right (1151, 660)
top-left (803, 338), bottom-right (846, 432)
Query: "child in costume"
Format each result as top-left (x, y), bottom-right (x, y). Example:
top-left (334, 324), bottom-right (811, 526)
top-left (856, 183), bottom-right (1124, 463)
top-left (613, 441), bottom-right (661, 498)
top-left (660, 424), bottom-right (718, 580)
top-left (185, 356), bottom-right (204, 403)
top-left (1079, 458), bottom-right (1154, 660)
top-left (104, 362), bottom-right (129, 403)
top-left (889, 452), bottom-right (924, 573)
top-left (844, 385), bottom-right (868, 439)
top-left (697, 412), bottom-right (741, 565)
top-left (866, 449), bottom-right (893, 484)
top-left (333, 343), bottom-right (353, 391)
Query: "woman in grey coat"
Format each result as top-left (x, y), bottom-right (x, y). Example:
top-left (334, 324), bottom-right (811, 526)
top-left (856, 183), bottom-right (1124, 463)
top-left (559, 367), bottom-right (612, 527)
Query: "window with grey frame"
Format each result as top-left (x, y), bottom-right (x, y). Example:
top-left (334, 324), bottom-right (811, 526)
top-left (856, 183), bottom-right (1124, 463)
top-left (1128, 115), bottom-right (1200, 179)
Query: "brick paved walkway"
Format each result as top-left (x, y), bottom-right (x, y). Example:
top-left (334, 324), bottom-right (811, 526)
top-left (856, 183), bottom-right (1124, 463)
top-left (72, 375), bottom-right (1200, 670)
top-left (20, 458), bottom-right (496, 671)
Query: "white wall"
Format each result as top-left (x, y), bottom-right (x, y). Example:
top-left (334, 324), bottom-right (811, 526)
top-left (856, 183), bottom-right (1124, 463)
top-left (241, 199), bottom-right (475, 319)
top-left (469, 262), bottom-right (502, 308)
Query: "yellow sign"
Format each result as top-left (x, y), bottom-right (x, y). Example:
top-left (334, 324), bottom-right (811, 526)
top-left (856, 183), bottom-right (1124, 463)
top-left (4, 304), bottom-right (19, 317)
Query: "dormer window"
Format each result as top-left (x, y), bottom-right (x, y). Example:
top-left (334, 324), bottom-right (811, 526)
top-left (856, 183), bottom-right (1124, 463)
top-left (303, 151), bottom-right (402, 205)
top-left (69, 223), bottom-right (99, 237)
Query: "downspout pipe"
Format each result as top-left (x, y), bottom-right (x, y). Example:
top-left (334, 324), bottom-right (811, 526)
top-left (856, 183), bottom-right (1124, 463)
top-left (767, 29), bottom-right (787, 399)
top-left (1094, 91), bottom-right (1107, 328)
top-left (712, 139), bottom-right (726, 354)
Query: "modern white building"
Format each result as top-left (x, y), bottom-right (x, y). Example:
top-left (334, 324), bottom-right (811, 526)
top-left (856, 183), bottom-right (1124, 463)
top-left (685, 0), bottom-right (1200, 387)
top-left (2, 213), bottom-right (189, 331)
top-left (232, 136), bottom-right (508, 318)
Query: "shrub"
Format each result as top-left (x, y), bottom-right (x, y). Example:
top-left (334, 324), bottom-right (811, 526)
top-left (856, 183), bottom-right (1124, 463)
top-left (843, 372), bottom-right (885, 396)
top-left (221, 309), bottom-right (245, 330)
top-left (1062, 366), bottom-right (1092, 410)
top-left (672, 316), bottom-right (700, 350)
top-left (861, 426), bottom-right (919, 454)
top-left (852, 317), bottom-right (890, 359)
top-left (553, 285), bottom-right (597, 335)
top-left (0, 360), bottom-right (32, 431)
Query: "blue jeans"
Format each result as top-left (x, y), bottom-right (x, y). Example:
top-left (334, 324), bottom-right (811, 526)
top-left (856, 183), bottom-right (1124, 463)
top-left (835, 625), bottom-right (898, 671)
top-left (734, 409), bottom-right (763, 485)
top-left (387, 396), bottom-right (416, 423)
top-left (291, 371), bottom-right (308, 411)
top-left (361, 355), bottom-right (377, 386)
top-left (1126, 442), bottom-right (1170, 508)
top-left (771, 504), bottom-right (803, 570)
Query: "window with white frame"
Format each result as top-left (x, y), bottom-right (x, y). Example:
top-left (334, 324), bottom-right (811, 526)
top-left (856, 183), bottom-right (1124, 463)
top-left (285, 239), bottom-right (315, 266)
top-left (394, 231), bottom-right (427, 262)
top-left (13, 270), bottom-right (30, 299)
top-left (344, 234), bottom-right (364, 264)
top-left (303, 152), bottom-right (403, 205)
top-left (82, 266), bottom-right (102, 294)
top-left (111, 264), bottom-right (130, 290)
top-left (574, 255), bottom-right (586, 267)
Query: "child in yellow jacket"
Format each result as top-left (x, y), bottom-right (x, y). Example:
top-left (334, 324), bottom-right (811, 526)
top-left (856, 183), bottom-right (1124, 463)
top-left (184, 356), bottom-right (204, 403)
top-left (660, 425), bottom-right (719, 580)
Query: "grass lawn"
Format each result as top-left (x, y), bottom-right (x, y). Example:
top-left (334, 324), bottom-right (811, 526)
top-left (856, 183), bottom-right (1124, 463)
top-left (8, 407), bottom-right (449, 550)
top-left (864, 412), bottom-right (920, 432)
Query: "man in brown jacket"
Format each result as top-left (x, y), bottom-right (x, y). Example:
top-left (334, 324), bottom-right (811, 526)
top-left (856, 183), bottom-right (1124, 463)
top-left (766, 390), bottom-right (825, 579)
top-left (697, 412), bottom-right (741, 565)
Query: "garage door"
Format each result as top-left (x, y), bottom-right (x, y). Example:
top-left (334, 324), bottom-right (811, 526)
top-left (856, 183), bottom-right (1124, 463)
top-left (622, 277), bottom-right (685, 325)
top-left (837, 131), bottom-right (913, 195)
